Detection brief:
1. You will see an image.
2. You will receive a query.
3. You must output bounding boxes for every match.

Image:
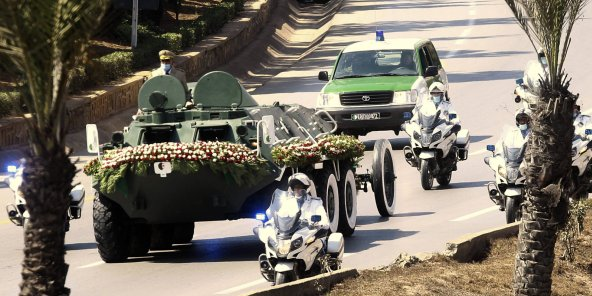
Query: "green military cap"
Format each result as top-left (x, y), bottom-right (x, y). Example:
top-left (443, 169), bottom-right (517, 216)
top-left (159, 50), bottom-right (175, 60)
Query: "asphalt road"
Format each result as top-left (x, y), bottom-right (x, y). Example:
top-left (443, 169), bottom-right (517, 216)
top-left (1, 0), bottom-right (591, 295)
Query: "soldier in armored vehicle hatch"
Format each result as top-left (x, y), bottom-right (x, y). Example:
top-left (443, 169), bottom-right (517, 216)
top-left (152, 50), bottom-right (193, 107)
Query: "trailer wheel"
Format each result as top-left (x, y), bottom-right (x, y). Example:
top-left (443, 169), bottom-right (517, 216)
top-left (372, 139), bottom-right (396, 217)
top-left (337, 168), bottom-right (357, 236)
top-left (315, 170), bottom-right (340, 233)
top-left (173, 223), bottom-right (195, 244)
top-left (94, 193), bottom-right (130, 263)
top-left (128, 223), bottom-right (151, 257)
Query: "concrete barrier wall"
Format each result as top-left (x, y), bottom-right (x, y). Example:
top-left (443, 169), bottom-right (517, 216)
top-left (0, 0), bottom-right (276, 153)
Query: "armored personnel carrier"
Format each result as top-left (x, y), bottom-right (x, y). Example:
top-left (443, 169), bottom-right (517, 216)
top-left (86, 71), bottom-right (397, 262)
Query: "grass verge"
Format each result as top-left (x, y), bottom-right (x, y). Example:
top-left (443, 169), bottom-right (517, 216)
top-left (329, 203), bottom-right (592, 296)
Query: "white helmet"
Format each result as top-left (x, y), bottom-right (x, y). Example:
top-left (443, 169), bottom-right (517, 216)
top-left (515, 108), bottom-right (531, 126)
top-left (429, 82), bottom-right (446, 94)
top-left (288, 173), bottom-right (312, 190)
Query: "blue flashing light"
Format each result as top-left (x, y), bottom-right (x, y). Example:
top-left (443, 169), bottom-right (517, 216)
top-left (375, 30), bottom-right (385, 41)
top-left (7, 165), bottom-right (17, 173)
top-left (255, 213), bottom-right (266, 221)
top-left (486, 145), bottom-right (495, 152)
top-left (586, 129), bottom-right (592, 135)
top-left (515, 78), bottom-right (524, 85)
top-left (403, 112), bottom-right (412, 119)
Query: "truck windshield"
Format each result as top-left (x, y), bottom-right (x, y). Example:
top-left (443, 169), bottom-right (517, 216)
top-left (334, 49), bottom-right (418, 79)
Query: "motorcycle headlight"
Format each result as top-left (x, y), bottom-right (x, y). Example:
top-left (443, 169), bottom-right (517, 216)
top-left (290, 237), bottom-right (303, 251)
top-left (431, 131), bottom-right (442, 142)
top-left (317, 93), bottom-right (340, 107)
top-left (277, 239), bottom-right (291, 256)
top-left (498, 165), bottom-right (507, 178)
top-left (393, 90), bottom-right (418, 104)
top-left (413, 131), bottom-right (421, 141)
top-left (267, 236), bottom-right (278, 252)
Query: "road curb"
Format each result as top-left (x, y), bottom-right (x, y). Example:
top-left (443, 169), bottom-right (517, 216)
top-left (444, 221), bottom-right (520, 263)
top-left (243, 268), bottom-right (359, 296)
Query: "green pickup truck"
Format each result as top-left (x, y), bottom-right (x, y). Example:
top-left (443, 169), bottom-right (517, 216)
top-left (316, 38), bottom-right (448, 136)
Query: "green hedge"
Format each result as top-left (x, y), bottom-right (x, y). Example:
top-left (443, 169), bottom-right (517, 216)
top-left (98, 51), bottom-right (133, 81)
top-left (0, 92), bottom-right (20, 118)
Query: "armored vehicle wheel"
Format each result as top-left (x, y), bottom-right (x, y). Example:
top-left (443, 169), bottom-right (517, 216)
top-left (420, 160), bottom-right (433, 190)
top-left (150, 224), bottom-right (174, 250)
top-left (436, 172), bottom-right (452, 186)
top-left (315, 169), bottom-right (340, 233)
top-left (337, 168), bottom-right (357, 236)
top-left (372, 139), bottom-right (396, 217)
top-left (505, 197), bottom-right (520, 224)
top-left (94, 194), bottom-right (130, 263)
top-left (173, 223), bottom-right (195, 244)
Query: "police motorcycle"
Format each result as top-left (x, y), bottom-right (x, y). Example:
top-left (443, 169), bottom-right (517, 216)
top-left (402, 94), bottom-right (469, 190)
top-left (484, 123), bottom-right (528, 223)
top-left (3, 162), bottom-right (85, 230)
top-left (254, 186), bottom-right (344, 285)
top-left (571, 106), bottom-right (592, 200)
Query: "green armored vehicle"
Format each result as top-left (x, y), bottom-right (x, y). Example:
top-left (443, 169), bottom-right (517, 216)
top-left (85, 71), bottom-right (397, 262)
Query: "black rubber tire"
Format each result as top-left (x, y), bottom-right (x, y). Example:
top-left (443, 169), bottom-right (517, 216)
top-left (372, 139), bottom-right (396, 217)
top-left (314, 169), bottom-right (340, 234)
top-left (173, 223), bottom-right (195, 244)
top-left (420, 160), bottom-right (433, 190)
top-left (436, 172), bottom-right (452, 186)
top-left (274, 271), bottom-right (294, 285)
top-left (337, 168), bottom-right (357, 236)
top-left (150, 224), bottom-right (174, 250)
top-left (93, 193), bottom-right (130, 263)
top-left (505, 197), bottom-right (520, 224)
top-left (128, 223), bottom-right (151, 257)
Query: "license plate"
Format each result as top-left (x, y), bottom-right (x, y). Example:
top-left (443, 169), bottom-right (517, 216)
top-left (351, 112), bottom-right (380, 120)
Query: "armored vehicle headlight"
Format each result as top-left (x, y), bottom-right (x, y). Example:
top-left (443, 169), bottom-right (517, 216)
top-left (111, 131), bottom-right (124, 145)
top-left (236, 125), bottom-right (249, 137)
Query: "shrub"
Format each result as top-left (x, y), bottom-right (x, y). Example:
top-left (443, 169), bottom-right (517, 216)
top-left (0, 92), bottom-right (20, 118)
top-left (179, 26), bottom-right (196, 48)
top-left (97, 51), bottom-right (133, 81)
top-left (161, 33), bottom-right (182, 53)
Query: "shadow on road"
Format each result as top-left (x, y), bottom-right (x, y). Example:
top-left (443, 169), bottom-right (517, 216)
top-left (126, 235), bottom-right (262, 264)
top-left (65, 242), bottom-right (97, 251)
top-left (440, 180), bottom-right (489, 190)
top-left (344, 228), bottom-right (418, 253)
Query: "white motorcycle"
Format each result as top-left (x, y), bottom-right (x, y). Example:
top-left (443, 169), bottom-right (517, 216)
top-left (402, 101), bottom-right (470, 190)
top-left (484, 129), bottom-right (527, 223)
top-left (571, 128), bottom-right (592, 200)
top-left (4, 164), bottom-right (85, 230)
top-left (254, 190), bottom-right (344, 285)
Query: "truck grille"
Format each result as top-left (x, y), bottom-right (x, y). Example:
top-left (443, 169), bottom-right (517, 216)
top-left (340, 91), bottom-right (393, 106)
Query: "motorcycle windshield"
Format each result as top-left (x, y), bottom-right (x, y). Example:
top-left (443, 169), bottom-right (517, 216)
top-left (269, 190), bottom-right (301, 234)
top-left (504, 146), bottom-right (524, 166)
top-left (418, 101), bottom-right (443, 130)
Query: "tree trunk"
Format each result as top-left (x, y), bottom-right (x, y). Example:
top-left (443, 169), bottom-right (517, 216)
top-left (514, 94), bottom-right (574, 296)
top-left (19, 152), bottom-right (76, 296)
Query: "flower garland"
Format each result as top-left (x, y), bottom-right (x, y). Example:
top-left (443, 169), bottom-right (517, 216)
top-left (84, 142), bottom-right (269, 194)
top-left (271, 135), bottom-right (365, 167)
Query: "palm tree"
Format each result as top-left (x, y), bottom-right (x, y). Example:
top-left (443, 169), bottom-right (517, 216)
top-left (503, 0), bottom-right (589, 295)
top-left (0, 1), bottom-right (108, 295)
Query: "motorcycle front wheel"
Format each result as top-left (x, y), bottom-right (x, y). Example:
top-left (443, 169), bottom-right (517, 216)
top-left (505, 197), bottom-right (520, 223)
top-left (420, 160), bottom-right (433, 190)
top-left (274, 271), bottom-right (295, 285)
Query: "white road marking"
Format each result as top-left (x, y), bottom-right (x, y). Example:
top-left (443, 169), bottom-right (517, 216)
top-left (215, 279), bottom-right (267, 295)
top-left (450, 206), bottom-right (499, 222)
top-left (469, 148), bottom-right (487, 156)
top-left (460, 28), bottom-right (472, 37)
top-left (78, 261), bottom-right (104, 269)
top-left (444, 1), bottom-right (477, 58)
top-left (344, 252), bottom-right (353, 258)
top-left (469, 10), bottom-right (477, 16)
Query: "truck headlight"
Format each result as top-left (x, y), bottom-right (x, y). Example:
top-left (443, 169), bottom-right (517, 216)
top-left (394, 90), bottom-right (418, 104)
top-left (317, 93), bottom-right (340, 107)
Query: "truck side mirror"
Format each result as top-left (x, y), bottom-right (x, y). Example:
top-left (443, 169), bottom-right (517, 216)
top-left (424, 66), bottom-right (438, 77)
top-left (311, 215), bottom-right (321, 223)
top-left (86, 124), bottom-right (100, 154)
top-left (318, 71), bottom-right (329, 81)
top-left (486, 145), bottom-right (495, 152)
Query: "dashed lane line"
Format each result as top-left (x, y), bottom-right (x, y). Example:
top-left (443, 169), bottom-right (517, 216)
top-left (78, 261), bottom-right (104, 269)
top-left (468, 148), bottom-right (487, 157)
top-left (450, 206), bottom-right (499, 222)
top-left (215, 279), bottom-right (267, 295)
